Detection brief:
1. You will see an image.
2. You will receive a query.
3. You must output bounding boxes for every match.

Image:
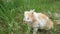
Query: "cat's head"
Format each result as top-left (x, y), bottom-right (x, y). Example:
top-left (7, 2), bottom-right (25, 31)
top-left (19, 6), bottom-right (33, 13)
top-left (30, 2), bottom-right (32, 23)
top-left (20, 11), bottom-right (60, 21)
top-left (23, 9), bottom-right (35, 23)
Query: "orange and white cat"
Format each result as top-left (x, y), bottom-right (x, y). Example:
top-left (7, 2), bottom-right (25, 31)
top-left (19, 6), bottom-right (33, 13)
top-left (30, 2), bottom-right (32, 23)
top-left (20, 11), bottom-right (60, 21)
top-left (23, 9), bottom-right (54, 34)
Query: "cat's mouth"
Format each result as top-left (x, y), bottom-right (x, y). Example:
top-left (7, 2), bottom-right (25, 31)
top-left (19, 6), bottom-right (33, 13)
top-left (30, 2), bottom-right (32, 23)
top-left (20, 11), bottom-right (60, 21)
top-left (23, 20), bottom-right (32, 24)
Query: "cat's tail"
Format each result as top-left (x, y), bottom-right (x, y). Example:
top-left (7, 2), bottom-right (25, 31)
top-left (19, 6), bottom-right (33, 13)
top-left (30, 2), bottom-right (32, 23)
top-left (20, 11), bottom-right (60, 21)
top-left (53, 20), bottom-right (60, 25)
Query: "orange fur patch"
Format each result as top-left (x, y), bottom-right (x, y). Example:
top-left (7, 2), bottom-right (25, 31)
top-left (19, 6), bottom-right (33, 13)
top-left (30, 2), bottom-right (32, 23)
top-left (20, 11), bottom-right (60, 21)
top-left (38, 13), bottom-right (48, 19)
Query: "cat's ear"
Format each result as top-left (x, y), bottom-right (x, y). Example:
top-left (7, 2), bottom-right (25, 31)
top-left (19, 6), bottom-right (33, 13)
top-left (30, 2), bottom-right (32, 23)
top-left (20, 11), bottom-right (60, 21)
top-left (30, 9), bottom-right (35, 14)
top-left (30, 9), bottom-right (35, 12)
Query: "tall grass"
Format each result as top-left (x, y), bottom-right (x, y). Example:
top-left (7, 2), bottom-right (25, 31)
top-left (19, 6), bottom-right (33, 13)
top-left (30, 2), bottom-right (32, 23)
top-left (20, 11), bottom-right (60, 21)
top-left (0, 0), bottom-right (60, 34)
top-left (0, 0), bottom-right (21, 34)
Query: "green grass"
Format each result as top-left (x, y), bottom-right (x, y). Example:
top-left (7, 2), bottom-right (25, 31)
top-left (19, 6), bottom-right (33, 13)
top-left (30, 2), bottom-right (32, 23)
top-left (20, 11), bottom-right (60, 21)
top-left (0, 0), bottom-right (60, 34)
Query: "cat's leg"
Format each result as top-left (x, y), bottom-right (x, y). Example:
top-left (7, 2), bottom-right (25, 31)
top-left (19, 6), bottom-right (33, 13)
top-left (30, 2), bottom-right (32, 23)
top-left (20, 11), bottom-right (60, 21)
top-left (33, 27), bottom-right (38, 34)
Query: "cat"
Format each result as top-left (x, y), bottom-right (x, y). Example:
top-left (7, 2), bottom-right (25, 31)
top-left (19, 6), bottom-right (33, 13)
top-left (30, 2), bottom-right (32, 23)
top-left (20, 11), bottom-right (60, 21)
top-left (23, 9), bottom-right (54, 34)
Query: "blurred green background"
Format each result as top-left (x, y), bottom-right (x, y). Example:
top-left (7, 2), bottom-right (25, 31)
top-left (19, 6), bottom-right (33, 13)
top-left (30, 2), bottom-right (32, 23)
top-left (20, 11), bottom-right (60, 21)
top-left (0, 0), bottom-right (60, 34)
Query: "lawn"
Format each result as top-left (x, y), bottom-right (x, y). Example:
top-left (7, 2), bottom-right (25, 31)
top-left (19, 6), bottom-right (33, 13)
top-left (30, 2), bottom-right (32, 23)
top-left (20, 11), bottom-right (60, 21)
top-left (0, 0), bottom-right (60, 34)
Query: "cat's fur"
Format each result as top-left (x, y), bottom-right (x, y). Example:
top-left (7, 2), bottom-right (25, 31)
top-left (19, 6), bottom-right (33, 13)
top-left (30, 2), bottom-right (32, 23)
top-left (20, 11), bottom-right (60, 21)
top-left (23, 9), bottom-right (53, 34)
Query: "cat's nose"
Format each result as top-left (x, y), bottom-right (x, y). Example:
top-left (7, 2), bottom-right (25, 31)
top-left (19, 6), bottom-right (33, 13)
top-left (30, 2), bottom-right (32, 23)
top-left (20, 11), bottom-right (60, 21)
top-left (23, 19), bottom-right (26, 23)
top-left (23, 20), bottom-right (27, 24)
